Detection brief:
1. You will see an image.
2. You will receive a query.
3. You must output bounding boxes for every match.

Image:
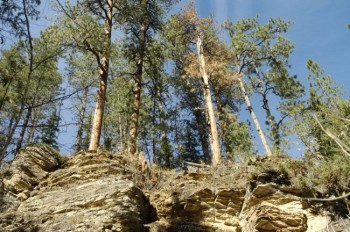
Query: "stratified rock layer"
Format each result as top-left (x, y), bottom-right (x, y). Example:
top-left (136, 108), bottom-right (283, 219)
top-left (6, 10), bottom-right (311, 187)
top-left (3, 145), bottom-right (61, 194)
top-left (0, 146), bottom-right (155, 232)
top-left (0, 146), bottom-right (346, 232)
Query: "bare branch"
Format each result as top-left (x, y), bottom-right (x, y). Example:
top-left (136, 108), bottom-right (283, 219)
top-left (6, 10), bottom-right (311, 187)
top-left (314, 114), bottom-right (350, 158)
top-left (302, 192), bottom-right (350, 202)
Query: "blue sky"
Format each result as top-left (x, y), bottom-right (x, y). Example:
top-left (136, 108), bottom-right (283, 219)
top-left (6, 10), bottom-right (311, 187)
top-left (14, 0), bottom-right (349, 155)
top-left (192, 0), bottom-right (350, 93)
top-left (186, 0), bottom-right (350, 156)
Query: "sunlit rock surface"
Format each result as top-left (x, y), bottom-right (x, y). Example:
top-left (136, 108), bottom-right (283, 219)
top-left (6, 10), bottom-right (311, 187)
top-left (1, 145), bottom-right (348, 231)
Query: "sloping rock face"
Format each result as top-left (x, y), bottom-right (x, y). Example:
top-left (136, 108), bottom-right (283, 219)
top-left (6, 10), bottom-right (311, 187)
top-left (2, 144), bottom-right (61, 195)
top-left (0, 146), bottom-right (156, 231)
top-left (239, 184), bottom-right (309, 231)
top-left (0, 148), bottom-right (345, 232)
top-left (148, 167), bottom-right (332, 232)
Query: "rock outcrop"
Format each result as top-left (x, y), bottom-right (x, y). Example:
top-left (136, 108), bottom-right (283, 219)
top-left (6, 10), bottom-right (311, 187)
top-left (2, 145), bottom-right (61, 195)
top-left (0, 145), bottom-right (156, 231)
top-left (0, 145), bottom-right (348, 231)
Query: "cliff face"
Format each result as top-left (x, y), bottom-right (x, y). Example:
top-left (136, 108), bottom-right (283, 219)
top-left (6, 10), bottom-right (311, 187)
top-left (0, 145), bottom-right (156, 232)
top-left (0, 145), bottom-right (348, 231)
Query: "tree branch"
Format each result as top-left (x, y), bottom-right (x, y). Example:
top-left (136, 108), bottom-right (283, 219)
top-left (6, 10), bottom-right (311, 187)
top-left (301, 192), bottom-right (350, 202)
top-left (314, 114), bottom-right (350, 158)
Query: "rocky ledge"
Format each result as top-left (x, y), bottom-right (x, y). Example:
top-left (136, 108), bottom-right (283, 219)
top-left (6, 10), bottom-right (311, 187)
top-left (0, 145), bottom-right (349, 231)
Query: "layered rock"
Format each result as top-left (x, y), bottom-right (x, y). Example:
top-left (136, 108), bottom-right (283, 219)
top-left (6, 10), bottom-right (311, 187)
top-left (239, 184), bottom-right (308, 231)
top-left (0, 146), bottom-right (156, 231)
top-left (2, 144), bottom-right (61, 195)
top-left (0, 146), bottom-right (346, 232)
top-left (149, 168), bottom-right (333, 232)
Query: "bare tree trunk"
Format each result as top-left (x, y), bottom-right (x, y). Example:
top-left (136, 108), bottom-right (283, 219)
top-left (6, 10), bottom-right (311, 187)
top-left (0, 109), bottom-right (23, 160)
top-left (185, 81), bottom-right (210, 163)
top-left (8, 0), bottom-right (35, 156)
top-left (75, 86), bottom-right (88, 152)
top-left (16, 74), bottom-right (43, 152)
top-left (129, 23), bottom-right (147, 156)
top-left (15, 107), bottom-right (32, 152)
top-left (25, 107), bottom-right (40, 144)
top-left (89, 0), bottom-right (113, 150)
top-left (238, 77), bottom-right (273, 156)
top-left (255, 69), bottom-right (281, 151)
top-left (213, 86), bottom-right (234, 155)
top-left (196, 36), bottom-right (222, 166)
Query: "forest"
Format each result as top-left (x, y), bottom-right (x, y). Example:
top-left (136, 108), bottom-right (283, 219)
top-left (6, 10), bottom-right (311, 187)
top-left (0, 0), bottom-right (350, 177)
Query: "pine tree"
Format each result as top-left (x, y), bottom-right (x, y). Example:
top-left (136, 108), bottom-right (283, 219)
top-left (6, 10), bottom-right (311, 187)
top-left (224, 17), bottom-right (304, 155)
top-left (39, 110), bottom-right (60, 150)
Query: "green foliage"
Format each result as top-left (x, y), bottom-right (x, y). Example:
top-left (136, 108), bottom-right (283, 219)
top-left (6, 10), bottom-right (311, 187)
top-left (0, 0), bottom-right (41, 42)
top-left (299, 154), bottom-right (350, 194)
top-left (288, 60), bottom-right (349, 158)
top-left (224, 17), bottom-right (305, 152)
top-left (224, 118), bottom-right (255, 159)
top-left (160, 136), bottom-right (173, 168)
top-left (178, 122), bottom-right (201, 163)
top-left (38, 110), bottom-right (60, 150)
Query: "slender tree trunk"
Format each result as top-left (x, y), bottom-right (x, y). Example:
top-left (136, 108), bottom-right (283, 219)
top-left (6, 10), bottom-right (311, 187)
top-left (129, 23), bottom-right (147, 156)
top-left (0, 76), bottom-right (15, 111)
top-left (75, 86), bottom-right (88, 152)
top-left (117, 93), bottom-right (124, 151)
top-left (0, 0), bottom-right (34, 160)
top-left (185, 81), bottom-right (210, 162)
top-left (213, 86), bottom-right (234, 155)
top-left (260, 87), bottom-right (280, 150)
top-left (15, 107), bottom-right (32, 152)
top-left (0, 108), bottom-right (23, 160)
top-left (16, 75), bottom-right (42, 152)
top-left (129, 64), bottom-right (142, 156)
top-left (25, 107), bottom-right (39, 144)
top-left (196, 36), bottom-right (221, 166)
top-left (89, 0), bottom-right (113, 150)
top-left (238, 77), bottom-right (273, 156)
top-left (255, 69), bottom-right (281, 150)
top-left (157, 85), bottom-right (171, 167)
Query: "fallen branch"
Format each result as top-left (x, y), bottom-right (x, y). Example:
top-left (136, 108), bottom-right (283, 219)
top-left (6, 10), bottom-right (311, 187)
top-left (183, 161), bottom-right (210, 168)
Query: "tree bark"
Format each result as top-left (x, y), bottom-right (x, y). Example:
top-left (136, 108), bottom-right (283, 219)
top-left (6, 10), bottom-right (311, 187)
top-left (213, 85), bottom-right (234, 155)
top-left (255, 69), bottom-right (281, 151)
top-left (185, 81), bottom-right (210, 163)
top-left (5, 0), bottom-right (35, 157)
top-left (25, 107), bottom-right (40, 144)
top-left (15, 106), bottom-right (32, 152)
top-left (238, 77), bottom-right (273, 156)
top-left (128, 23), bottom-right (147, 156)
top-left (196, 36), bottom-right (222, 166)
top-left (89, 0), bottom-right (113, 150)
top-left (75, 86), bottom-right (88, 152)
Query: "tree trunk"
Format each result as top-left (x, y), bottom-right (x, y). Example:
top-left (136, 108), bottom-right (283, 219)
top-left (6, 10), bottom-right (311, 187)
top-left (129, 65), bottom-right (142, 156)
top-left (238, 77), bottom-right (273, 156)
top-left (10, 0), bottom-right (35, 155)
top-left (15, 107), bottom-right (32, 152)
top-left (25, 107), bottom-right (40, 144)
top-left (196, 36), bottom-right (222, 166)
top-left (255, 69), bottom-right (281, 151)
top-left (75, 86), bottom-right (88, 152)
top-left (128, 23), bottom-right (147, 156)
top-left (185, 81), bottom-right (210, 163)
top-left (213, 86), bottom-right (237, 156)
top-left (0, 108), bottom-right (23, 161)
top-left (89, 0), bottom-right (113, 150)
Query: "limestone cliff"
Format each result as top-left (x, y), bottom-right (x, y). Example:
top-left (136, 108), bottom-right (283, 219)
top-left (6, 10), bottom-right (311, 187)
top-left (0, 145), bottom-right (349, 231)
